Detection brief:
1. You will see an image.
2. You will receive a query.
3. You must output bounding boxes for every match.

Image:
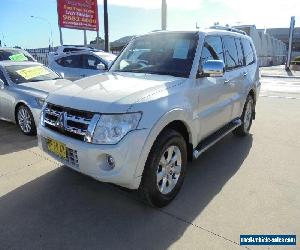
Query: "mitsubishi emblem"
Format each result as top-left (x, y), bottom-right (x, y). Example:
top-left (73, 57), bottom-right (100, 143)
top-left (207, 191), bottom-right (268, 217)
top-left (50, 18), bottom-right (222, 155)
top-left (55, 112), bottom-right (66, 130)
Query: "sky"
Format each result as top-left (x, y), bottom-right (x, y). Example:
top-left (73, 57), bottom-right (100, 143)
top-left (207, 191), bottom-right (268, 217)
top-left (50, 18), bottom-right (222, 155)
top-left (1, 0), bottom-right (300, 48)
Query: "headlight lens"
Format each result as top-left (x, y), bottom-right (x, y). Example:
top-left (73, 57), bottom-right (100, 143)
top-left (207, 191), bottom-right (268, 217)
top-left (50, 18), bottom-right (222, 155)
top-left (40, 102), bottom-right (47, 127)
top-left (92, 113), bottom-right (142, 144)
top-left (36, 97), bottom-right (45, 107)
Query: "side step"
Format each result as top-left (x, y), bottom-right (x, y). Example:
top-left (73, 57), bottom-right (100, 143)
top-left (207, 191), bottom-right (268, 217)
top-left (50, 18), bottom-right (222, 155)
top-left (193, 119), bottom-right (242, 159)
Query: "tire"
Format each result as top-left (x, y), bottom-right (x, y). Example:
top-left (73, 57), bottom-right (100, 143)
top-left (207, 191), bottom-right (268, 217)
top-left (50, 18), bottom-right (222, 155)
top-left (16, 105), bottom-right (36, 136)
top-left (233, 94), bottom-right (254, 137)
top-left (140, 129), bottom-right (187, 207)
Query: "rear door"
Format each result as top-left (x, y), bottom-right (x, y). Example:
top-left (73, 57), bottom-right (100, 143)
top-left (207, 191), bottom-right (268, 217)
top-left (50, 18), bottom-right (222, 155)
top-left (222, 36), bottom-right (248, 120)
top-left (195, 36), bottom-right (232, 140)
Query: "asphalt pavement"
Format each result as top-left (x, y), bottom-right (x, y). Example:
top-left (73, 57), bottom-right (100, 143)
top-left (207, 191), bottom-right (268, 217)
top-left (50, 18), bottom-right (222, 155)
top-left (0, 77), bottom-right (299, 250)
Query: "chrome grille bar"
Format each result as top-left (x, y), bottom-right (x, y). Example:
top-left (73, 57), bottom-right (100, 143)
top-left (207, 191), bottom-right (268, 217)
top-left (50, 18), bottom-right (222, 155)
top-left (43, 103), bottom-right (96, 141)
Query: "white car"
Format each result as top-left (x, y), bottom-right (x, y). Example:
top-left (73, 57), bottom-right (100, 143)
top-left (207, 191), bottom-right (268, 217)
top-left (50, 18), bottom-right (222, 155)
top-left (48, 49), bottom-right (117, 81)
top-left (38, 27), bottom-right (260, 207)
top-left (0, 61), bottom-right (71, 135)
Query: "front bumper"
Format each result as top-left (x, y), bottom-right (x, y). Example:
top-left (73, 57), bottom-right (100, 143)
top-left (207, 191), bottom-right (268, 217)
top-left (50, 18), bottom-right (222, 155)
top-left (38, 126), bottom-right (150, 189)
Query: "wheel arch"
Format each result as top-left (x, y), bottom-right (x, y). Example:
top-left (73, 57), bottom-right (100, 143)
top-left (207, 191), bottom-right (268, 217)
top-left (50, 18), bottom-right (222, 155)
top-left (134, 109), bottom-right (195, 178)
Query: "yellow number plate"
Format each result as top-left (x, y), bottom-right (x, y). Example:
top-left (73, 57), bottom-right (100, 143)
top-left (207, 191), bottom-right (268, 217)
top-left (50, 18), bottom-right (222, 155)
top-left (47, 138), bottom-right (67, 159)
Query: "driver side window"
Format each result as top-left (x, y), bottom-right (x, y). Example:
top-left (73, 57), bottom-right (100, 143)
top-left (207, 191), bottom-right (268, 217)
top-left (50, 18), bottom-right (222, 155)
top-left (200, 36), bottom-right (224, 67)
top-left (82, 55), bottom-right (103, 70)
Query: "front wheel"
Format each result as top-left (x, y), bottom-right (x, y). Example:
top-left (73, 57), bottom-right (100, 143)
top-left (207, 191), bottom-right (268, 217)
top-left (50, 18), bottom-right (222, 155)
top-left (16, 105), bottom-right (36, 136)
top-left (233, 95), bottom-right (254, 137)
top-left (140, 129), bottom-right (187, 207)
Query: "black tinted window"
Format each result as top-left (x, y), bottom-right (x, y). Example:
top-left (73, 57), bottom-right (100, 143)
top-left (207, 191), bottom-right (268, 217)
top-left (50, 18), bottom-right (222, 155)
top-left (223, 36), bottom-right (239, 70)
top-left (200, 36), bottom-right (224, 66)
top-left (82, 55), bottom-right (102, 70)
top-left (235, 38), bottom-right (244, 66)
top-left (63, 48), bottom-right (83, 52)
top-left (242, 38), bottom-right (255, 65)
top-left (56, 55), bottom-right (82, 68)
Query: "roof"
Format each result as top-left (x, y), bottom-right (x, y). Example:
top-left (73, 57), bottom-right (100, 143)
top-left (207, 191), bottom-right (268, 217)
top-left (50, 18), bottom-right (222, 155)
top-left (142, 27), bottom-right (249, 38)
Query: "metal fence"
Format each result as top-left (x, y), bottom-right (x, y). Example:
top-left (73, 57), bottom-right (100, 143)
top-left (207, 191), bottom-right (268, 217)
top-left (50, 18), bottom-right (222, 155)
top-left (25, 47), bottom-right (56, 66)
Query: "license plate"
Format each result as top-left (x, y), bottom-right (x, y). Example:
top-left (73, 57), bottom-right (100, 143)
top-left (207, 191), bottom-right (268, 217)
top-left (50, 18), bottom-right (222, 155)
top-left (47, 138), bottom-right (67, 159)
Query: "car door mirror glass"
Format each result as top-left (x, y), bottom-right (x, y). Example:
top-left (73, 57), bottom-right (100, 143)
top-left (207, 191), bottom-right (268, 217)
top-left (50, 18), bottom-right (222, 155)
top-left (201, 60), bottom-right (225, 77)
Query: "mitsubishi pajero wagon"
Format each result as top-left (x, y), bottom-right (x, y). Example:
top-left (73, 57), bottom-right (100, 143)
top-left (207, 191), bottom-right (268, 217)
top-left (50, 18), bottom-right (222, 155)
top-left (38, 27), bottom-right (260, 207)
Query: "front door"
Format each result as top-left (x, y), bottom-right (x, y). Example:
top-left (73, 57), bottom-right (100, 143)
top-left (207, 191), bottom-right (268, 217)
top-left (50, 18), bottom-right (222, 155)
top-left (195, 35), bottom-right (232, 141)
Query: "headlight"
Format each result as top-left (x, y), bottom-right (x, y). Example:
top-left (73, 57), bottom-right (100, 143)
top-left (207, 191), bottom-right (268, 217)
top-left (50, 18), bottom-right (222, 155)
top-left (92, 112), bottom-right (142, 144)
top-left (40, 102), bottom-right (47, 127)
top-left (36, 97), bottom-right (45, 107)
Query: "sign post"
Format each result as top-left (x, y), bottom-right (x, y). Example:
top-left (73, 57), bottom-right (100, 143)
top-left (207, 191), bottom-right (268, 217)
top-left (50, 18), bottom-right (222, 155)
top-left (103, 0), bottom-right (109, 52)
top-left (286, 16), bottom-right (295, 70)
top-left (161, 0), bottom-right (167, 30)
top-left (57, 0), bottom-right (99, 46)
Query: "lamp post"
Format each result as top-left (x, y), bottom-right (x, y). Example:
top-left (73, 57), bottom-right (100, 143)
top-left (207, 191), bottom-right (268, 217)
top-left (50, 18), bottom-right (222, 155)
top-left (161, 0), bottom-right (167, 30)
top-left (30, 15), bottom-right (54, 49)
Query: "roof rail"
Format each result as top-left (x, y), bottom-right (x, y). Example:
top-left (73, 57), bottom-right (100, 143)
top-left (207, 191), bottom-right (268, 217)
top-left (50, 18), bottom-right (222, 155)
top-left (209, 25), bottom-right (247, 35)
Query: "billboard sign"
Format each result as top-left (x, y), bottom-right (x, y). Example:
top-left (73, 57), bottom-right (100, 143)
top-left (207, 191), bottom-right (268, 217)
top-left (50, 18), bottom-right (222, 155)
top-left (57, 0), bottom-right (99, 31)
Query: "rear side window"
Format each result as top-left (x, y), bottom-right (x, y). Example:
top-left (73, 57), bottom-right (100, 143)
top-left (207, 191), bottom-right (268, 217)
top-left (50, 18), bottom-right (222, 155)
top-left (242, 38), bottom-right (255, 66)
top-left (200, 36), bottom-right (224, 66)
top-left (56, 55), bottom-right (82, 68)
top-left (235, 38), bottom-right (244, 67)
top-left (222, 36), bottom-right (240, 70)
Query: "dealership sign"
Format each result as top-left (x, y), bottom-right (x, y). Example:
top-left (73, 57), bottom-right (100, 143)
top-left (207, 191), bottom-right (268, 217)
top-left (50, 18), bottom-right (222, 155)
top-left (57, 0), bottom-right (99, 31)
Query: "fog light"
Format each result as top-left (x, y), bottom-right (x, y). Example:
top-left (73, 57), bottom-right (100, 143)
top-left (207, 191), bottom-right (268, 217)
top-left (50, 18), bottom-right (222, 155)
top-left (107, 155), bottom-right (115, 169)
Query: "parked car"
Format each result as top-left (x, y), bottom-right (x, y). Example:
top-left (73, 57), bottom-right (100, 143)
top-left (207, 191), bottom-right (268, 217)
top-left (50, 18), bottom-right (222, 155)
top-left (51, 45), bottom-right (103, 55)
top-left (0, 61), bottom-right (71, 135)
top-left (0, 47), bottom-right (36, 62)
top-left (48, 49), bottom-right (117, 81)
top-left (38, 27), bottom-right (260, 207)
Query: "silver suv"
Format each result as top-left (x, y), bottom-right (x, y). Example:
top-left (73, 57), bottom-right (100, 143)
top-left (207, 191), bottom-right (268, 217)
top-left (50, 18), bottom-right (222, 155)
top-left (38, 27), bottom-right (260, 207)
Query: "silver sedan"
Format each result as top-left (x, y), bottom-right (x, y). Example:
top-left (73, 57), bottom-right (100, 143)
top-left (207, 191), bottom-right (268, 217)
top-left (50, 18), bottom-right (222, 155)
top-left (0, 61), bottom-right (71, 135)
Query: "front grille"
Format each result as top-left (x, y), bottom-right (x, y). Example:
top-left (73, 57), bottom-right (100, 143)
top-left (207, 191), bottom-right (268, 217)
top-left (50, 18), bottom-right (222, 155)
top-left (44, 103), bottom-right (95, 141)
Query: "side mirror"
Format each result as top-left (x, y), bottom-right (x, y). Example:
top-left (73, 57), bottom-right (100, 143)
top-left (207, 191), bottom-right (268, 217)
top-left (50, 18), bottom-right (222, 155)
top-left (201, 60), bottom-right (225, 77)
top-left (96, 63), bottom-right (107, 71)
top-left (0, 79), bottom-right (5, 89)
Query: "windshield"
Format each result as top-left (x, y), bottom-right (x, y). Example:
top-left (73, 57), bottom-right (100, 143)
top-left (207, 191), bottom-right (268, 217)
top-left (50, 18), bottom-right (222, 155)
top-left (5, 65), bottom-right (60, 84)
top-left (0, 49), bottom-right (35, 62)
top-left (110, 33), bottom-right (198, 77)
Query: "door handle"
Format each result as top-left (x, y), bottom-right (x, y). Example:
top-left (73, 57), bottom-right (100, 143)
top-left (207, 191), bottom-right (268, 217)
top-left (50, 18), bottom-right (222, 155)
top-left (243, 71), bottom-right (248, 77)
top-left (80, 74), bottom-right (86, 77)
top-left (224, 79), bottom-right (230, 84)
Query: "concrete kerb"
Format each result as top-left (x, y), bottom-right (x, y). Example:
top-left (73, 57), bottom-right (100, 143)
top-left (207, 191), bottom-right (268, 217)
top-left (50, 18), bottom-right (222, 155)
top-left (261, 74), bottom-right (300, 79)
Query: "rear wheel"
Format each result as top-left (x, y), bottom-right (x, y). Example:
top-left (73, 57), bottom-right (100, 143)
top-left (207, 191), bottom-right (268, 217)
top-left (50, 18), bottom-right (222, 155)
top-left (16, 105), bottom-right (36, 136)
top-left (140, 129), bottom-right (187, 207)
top-left (233, 95), bottom-right (254, 137)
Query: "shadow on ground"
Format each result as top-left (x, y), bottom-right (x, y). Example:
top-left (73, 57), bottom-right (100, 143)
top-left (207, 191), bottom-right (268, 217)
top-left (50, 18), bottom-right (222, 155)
top-left (0, 134), bottom-right (252, 249)
top-left (0, 121), bottom-right (37, 155)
